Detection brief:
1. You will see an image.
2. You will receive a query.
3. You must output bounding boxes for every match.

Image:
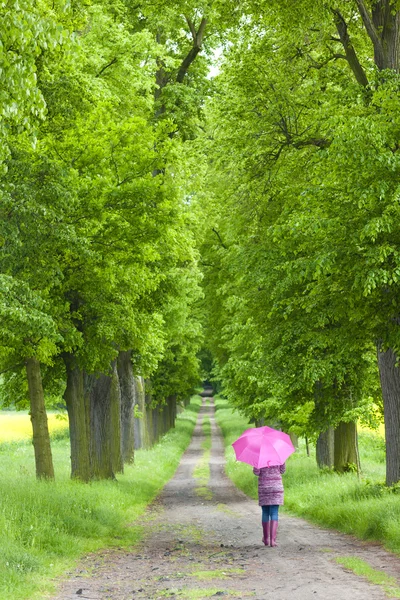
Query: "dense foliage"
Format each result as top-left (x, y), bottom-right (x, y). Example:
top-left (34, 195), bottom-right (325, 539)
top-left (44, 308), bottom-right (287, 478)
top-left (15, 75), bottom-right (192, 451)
top-left (198, 1), bottom-right (400, 485)
top-left (0, 0), bottom-right (213, 479)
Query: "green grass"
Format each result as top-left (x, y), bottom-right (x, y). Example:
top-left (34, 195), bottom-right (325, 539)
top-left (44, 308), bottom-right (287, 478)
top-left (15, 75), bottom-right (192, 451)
top-left (214, 396), bottom-right (400, 557)
top-left (335, 557), bottom-right (400, 598)
top-left (0, 395), bottom-right (201, 600)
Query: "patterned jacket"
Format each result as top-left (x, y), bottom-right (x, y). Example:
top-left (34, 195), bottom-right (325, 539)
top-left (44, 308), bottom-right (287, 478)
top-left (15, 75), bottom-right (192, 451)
top-left (253, 464), bottom-right (286, 506)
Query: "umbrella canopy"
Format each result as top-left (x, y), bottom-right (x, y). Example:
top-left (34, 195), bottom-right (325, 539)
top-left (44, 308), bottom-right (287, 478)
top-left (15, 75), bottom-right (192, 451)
top-left (232, 426), bottom-right (295, 469)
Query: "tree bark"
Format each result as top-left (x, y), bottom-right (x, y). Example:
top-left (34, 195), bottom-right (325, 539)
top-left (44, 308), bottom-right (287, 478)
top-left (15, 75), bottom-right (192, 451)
top-left (144, 379), bottom-right (153, 448)
top-left (305, 437), bottom-right (310, 457)
top-left (334, 421), bottom-right (360, 473)
top-left (377, 345), bottom-right (400, 485)
top-left (154, 16), bottom-right (207, 127)
top-left (152, 405), bottom-right (159, 444)
top-left (110, 362), bottom-right (123, 474)
top-left (117, 351), bottom-right (136, 464)
top-left (63, 354), bottom-right (91, 481)
top-left (134, 376), bottom-right (146, 449)
top-left (162, 402), bottom-right (168, 435)
top-left (316, 427), bottom-right (334, 469)
top-left (167, 395), bottom-right (177, 429)
top-left (86, 362), bottom-right (122, 479)
top-left (332, 9), bottom-right (369, 86)
top-left (176, 17), bottom-right (207, 83)
top-left (356, 0), bottom-right (400, 71)
top-left (25, 356), bottom-right (55, 479)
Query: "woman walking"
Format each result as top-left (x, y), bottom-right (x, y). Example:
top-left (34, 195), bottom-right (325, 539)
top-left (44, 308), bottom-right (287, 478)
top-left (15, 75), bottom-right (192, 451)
top-left (253, 463), bottom-right (286, 547)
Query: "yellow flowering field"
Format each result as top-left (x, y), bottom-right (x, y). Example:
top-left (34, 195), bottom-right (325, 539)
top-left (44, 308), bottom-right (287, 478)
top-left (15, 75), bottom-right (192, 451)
top-left (359, 423), bottom-right (385, 437)
top-left (0, 411), bottom-right (68, 442)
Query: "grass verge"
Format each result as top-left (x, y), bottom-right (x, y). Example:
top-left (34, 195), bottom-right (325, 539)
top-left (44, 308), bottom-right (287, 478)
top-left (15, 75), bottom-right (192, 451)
top-left (0, 395), bottom-right (201, 600)
top-left (335, 557), bottom-right (400, 598)
top-left (214, 396), bottom-right (400, 557)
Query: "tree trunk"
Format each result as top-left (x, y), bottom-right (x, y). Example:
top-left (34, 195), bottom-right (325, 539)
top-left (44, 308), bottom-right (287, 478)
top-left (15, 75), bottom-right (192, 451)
top-left (355, 1), bottom-right (400, 71)
top-left (316, 427), bottom-right (334, 469)
top-left (334, 421), bottom-right (359, 473)
top-left (86, 362), bottom-right (122, 479)
top-left (289, 432), bottom-right (299, 449)
top-left (377, 346), bottom-right (400, 485)
top-left (144, 379), bottom-right (153, 448)
top-left (152, 405), bottom-right (159, 444)
top-left (162, 402), bottom-right (168, 435)
top-left (110, 362), bottom-right (123, 474)
top-left (305, 437), bottom-right (310, 457)
top-left (63, 354), bottom-right (91, 482)
top-left (372, 2), bottom-right (400, 70)
top-left (170, 395), bottom-right (177, 427)
top-left (25, 356), bottom-right (55, 479)
top-left (134, 376), bottom-right (146, 449)
top-left (117, 351), bottom-right (135, 464)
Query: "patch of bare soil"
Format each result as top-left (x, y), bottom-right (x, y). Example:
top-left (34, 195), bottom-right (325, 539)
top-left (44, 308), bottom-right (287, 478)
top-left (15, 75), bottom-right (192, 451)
top-left (51, 398), bottom-right (400, 600)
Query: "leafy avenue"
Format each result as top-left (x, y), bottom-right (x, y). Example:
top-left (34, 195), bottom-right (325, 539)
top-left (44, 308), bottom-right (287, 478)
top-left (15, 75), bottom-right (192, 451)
top-left (1, 1), bottom-right (400, 594)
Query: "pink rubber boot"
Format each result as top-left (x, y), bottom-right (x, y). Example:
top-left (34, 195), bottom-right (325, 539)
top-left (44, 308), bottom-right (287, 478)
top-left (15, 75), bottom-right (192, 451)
top-left (262, 522), bottom-right (270, 546)
top-left (270, 521), bottom-right (278, 547)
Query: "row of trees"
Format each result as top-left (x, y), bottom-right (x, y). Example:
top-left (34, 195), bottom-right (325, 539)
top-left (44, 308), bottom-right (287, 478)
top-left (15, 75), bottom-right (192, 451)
top-left (198, 0), bottom-right (400, 485)
top-left (3, 0), bottom-right (400, 488)
top-left (0, 0), bottom-right (222, 480)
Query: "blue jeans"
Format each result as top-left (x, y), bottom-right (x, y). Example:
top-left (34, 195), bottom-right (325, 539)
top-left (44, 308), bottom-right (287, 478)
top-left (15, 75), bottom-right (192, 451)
top-left (262, 505), bottom-right (279, 522)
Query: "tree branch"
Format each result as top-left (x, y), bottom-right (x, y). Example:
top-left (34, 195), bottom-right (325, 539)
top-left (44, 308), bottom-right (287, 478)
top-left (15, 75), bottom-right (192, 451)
top-left (354, 0), bottom-right (383, 50)
top-left (293, 137), bottom-right (332, 149)
top-left (331, 9), bottom-right (369, 87)
top-left (177, 16), bottom-right (207, 83)
top-left (197, 17), bottom-right (207, 45)
top-left (185, 16), bottom-right (197, 42)
top-left (211, 227), bottom-right (227, 249)
top-left (96, 57), bottom-right (118, 78)
top-left (307, 52), bottom-right (347, 69)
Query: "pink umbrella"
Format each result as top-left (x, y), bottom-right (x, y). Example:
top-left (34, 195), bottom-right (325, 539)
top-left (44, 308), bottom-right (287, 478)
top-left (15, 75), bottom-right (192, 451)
top-left (232, 426), bottom-right (295, 469)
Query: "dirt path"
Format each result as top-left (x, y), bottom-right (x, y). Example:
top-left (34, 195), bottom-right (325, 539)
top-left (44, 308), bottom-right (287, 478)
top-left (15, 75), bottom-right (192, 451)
top-left (52, 398), bottom-right (400, 600)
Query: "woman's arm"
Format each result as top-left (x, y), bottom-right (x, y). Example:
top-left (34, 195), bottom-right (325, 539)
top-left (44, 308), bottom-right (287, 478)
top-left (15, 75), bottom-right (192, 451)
top-left (253, 467), bottom-right (261, 476)
top-left (279, 463), bottom-right (286, 474)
